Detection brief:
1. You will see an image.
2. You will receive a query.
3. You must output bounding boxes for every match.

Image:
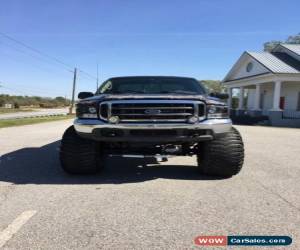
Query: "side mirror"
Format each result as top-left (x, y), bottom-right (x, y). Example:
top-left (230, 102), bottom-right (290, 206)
top-left (78, 92), bottom-right (94, 99)
top-left (209, 92), bottom-right (229, 100)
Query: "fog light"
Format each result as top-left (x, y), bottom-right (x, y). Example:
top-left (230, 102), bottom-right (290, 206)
top-left (108, 116), bottom-right (120, 124)
top-left (88, 107), bottom-right (97, 114)
top-left (187, 116), bottom-right (198, 124)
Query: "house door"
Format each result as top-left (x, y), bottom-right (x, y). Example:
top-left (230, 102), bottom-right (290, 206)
top-left (280, 96), bottom-right (285, 110)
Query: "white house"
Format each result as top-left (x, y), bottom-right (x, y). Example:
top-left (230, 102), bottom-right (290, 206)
top-left (222, 44), bottom-right (300, 127)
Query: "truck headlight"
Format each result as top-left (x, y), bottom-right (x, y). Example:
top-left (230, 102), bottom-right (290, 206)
top-left (76, 102), bottom-right (98, 119)
top-left (207, 105), bottom-right (229, 119)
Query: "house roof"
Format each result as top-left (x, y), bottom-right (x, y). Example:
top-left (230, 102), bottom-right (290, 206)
top-left (223, 44), bottom-right (300, 83)
top-left (246, 51), bottom-right (299, 74)
top-left (280, 44), bottom-right (300, 56)
top-left (271, 51), bottom-right (300, 71)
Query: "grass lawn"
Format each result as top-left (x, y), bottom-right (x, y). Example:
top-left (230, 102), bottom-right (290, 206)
top-left (0, 115), bottom-right (74, 128)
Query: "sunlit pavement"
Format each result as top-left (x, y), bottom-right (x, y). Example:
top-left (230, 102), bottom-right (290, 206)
top-left (0, 120), bottom-right (299, 249)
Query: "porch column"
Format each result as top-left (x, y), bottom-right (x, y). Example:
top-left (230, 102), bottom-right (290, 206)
top-left (238, 87), bottom-right (244, 109)
top-left (227, 87), bottom-right (232, 108)
top-left (254, 84), bottom-right (261, 110)
top-left (272, 80), bottom-right (282, 111)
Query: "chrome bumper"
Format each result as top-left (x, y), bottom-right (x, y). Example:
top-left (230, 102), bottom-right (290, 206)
top-left (74, 118), bottom-right (232, 134)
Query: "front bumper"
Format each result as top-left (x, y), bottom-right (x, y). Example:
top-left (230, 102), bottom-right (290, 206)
top-left (73, 118), bottom-right (232, 142)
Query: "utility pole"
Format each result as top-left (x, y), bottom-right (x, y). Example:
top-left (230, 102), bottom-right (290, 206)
top-left (96, 63), bottom-right (99, 91)
top-left (69, 67), bottom-right (77, 114)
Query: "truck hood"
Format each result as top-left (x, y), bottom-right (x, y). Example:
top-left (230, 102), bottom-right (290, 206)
top-left (79, 94), bottom-right (225, 105)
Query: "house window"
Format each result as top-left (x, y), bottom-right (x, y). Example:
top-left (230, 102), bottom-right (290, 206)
top-left (246, 62), bottom-right (253, 72)
top-left (297, 92), bottom-right (300, 111)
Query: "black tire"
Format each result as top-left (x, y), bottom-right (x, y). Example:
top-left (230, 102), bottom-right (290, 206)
top-left (60, 126), bottom-right (104, 174)
top-left (197, 127), bottom-right (244, 177)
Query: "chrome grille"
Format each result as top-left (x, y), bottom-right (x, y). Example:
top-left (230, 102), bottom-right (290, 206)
top-left (100, 100), bottom-right (205, 123)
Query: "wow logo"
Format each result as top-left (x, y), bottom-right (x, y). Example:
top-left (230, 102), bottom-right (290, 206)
top-left (194, 235), bottom-right (292, 247)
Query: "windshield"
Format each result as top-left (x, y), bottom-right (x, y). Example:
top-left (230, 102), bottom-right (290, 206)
top-left (97, 77), bottom-right (206, 95)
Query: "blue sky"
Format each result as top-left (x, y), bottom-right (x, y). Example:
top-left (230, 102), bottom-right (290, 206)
top-left (0, 0), bottom-right (299, 97)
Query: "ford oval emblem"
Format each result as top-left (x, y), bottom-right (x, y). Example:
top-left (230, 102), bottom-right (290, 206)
top-left (144, 109), bottom-right (161, 115)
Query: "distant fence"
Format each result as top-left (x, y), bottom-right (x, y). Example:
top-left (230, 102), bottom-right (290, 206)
top-left (282, 110), bottom-right (300, 119)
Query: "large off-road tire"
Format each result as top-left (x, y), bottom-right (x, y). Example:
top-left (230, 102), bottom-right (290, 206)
top-left (60, 126), bottom-right (104, 174)
top-left (197, 127), bottom-right (244, 177)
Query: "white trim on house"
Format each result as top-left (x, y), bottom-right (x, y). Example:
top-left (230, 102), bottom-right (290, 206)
top-left (224, 74), bottom-right (300, 112)
top-left (223, 52), bottom-right (270, 82)
top-left (222, 44), bottom-right (300, 127)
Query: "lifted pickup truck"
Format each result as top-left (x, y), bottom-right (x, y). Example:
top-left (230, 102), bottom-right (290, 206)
top-left (60, 76), bottom-right (244, 177)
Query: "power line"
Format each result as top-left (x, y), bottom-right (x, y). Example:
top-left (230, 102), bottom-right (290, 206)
top-left (0, 31), bottom-right (74, 72)
top-left (0, 50), bottom-right (72, 78)
top-left (78, 69), bottom-right (97, 80)
top-left (0, 39), bottom-right (73, 74)
top-left (0, 41), bottom-right (97, 87)
top-left (0, 31), bottom-right (99, 99)
top-left (0, 31), bottom-right (97, 78)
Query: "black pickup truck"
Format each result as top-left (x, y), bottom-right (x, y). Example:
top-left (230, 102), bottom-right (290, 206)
top-left (60, 76), bottom-right (244, 177)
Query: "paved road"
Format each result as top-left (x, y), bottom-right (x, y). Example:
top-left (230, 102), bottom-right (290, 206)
top-left (0, 120), bottom-right (299, 249)
top-left (0, 108), bottom-right (68, 120)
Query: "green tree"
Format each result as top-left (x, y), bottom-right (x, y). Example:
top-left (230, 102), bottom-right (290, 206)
top-left (0, 98), bottom-right (5, 107)
top-left (200, 80), bottom-right (225, 93)
top-left (286, 33), bottom-right (300, 44)
top-left (55, 96), bottom-right (66, 102)
top-left (232, 97), bottom-right (239, 109)
top-left (263, 41), bottom-right (282, 52)
top-left (13, 102), bottom-right (20, 109)
top-left (263, 33), bottom-right (300, 51)
top-left (0, 94), bottom-right (70, 108)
